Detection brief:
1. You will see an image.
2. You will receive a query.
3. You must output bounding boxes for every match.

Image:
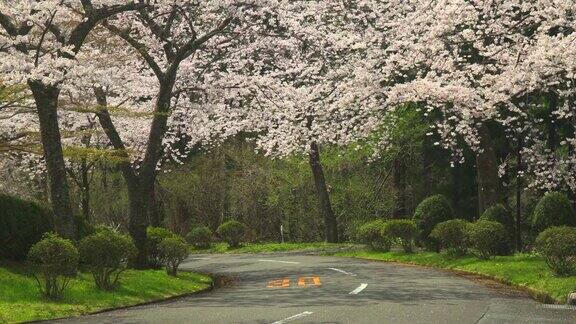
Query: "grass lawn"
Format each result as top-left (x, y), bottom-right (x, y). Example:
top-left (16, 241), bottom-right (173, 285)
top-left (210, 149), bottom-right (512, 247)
top-left (337, 250), bottom-right (576, 304)
top-left (190, 242), bottom-right (361, 254)
top-left (0, 263), bottom-right (212, 323)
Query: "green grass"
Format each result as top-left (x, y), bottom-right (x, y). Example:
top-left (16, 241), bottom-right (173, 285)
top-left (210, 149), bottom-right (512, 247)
top-left (337, 250), bottom-right (576, 303)
top-left (0, 264), bottom-right (212, 323)
top-left (191, 242), bottom-right (361, 254)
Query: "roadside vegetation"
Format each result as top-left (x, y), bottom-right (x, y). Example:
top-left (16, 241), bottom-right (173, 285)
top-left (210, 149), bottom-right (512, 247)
top-left (337, 251), bottom-right (575, 304)
top-left (0, 264), bottom-right (211, 323)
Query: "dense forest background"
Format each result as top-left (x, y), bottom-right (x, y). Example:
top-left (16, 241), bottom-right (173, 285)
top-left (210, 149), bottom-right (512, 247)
top-left (1, 106), bottom-right (549, 245)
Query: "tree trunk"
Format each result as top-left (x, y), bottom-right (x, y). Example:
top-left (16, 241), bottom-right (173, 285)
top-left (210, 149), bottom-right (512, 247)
top-left (28, 81), bottom-right (76, 240)
top-left (80, 157), bottom-right (91, 222)
top-left (126, 179), bottom-right (150, 269)
top-left (147, 181), bottom-right (161, 227)
top-left (476, 126), bottom-right (502, 217)
top-left (515, 136), bottom-right (523, 252)
top-left (392, 155), bottom-right (407, 218)
top-left (308, 142), bottom-right (338, 243)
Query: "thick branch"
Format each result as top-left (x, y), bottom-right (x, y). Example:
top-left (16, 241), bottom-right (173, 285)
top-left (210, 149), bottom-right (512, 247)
top-left (93, 88), bottom-right (138, 182)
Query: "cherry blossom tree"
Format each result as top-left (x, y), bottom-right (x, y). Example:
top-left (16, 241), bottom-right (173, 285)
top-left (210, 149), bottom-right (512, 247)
top-left (212, 1), bottom-right (388, 242)
top-left (0, 0), bottom-right (147, 239)
top-left (71, 1), bottom-right (275, 265)
top-left (381, 0), bottom-right (575, 248)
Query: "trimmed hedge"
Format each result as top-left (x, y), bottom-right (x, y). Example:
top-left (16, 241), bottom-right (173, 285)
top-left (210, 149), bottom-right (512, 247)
top-left (382, 219), bottom-right (417, 253)
top-left (27, 233), bottom-right (78, 300)
top-left (186, 226), bottom-right (213, 249)
top-left (146, 227), bottom-right (176, 267)
top-left (535, 226), bottom-right (576, 276)
top-left (79, 227), bottom-right (137, 290)
top-left (481, 204), bottom-right (514, 234)
top-left (467, 220), bottom-right (507, 259)
top-left (357, 219), bottom-right (391, 251)
top-left (532, 192), bottom-right (575, 232)
top-left (430, 219), bottom-right (470, 256)
top-left (217, 220), bottom-right (246, 248)
top-left (159, 236), bottom-right (189, 276)
top-left (0, 194), bottom-right (54, 261)
top-left (413, 194), bottom-right (453, 249)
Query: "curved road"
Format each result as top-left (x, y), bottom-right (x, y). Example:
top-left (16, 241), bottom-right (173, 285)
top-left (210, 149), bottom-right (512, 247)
top-left (56, 253), bottom-right (576, 323)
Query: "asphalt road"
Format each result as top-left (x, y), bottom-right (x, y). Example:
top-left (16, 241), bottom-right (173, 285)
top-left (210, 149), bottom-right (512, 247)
top-left (54, 253), bottom-right (576, 324)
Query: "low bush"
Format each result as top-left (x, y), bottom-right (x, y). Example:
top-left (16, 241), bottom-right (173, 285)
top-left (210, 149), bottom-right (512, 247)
top-left (535, 226), bottom-right (576, 276)
top-left (147, 226), bottom-right (176, 267)
top-left (0, 194), bottom-right (54, 261)
top-left (480, 204), bottom-right (514, 255)
top-left (186, 226), bottom-right (213, 249)
top-left (27, 233), bottom-right (78, 300)
top-left (481, 204), bottom-right (514, 235)
top-left (430, 219), bottom-right (470, 256)
top-left (532, 192), bottom-right (575, 232)
top-left (217, 220), bottom-right (246, 248)
top-left (159, 236), bottom-right (189, 276)
top-left (79, 227), bottom-right (137, 290)
top-left (413, 195), bottom-right (453, 248)
top-left (357, 219), bottom-right (391, 251)
top-left (467, 220), bottom-right (507, 259)
top-left (382, 219), bottom-right (417, 253)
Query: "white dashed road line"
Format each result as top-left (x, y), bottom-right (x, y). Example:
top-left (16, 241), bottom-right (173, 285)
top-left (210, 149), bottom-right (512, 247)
top-left (258, 259), bottom-right (301, 264)
top-left (271, 311), bottom-right (313, 324)
top-left (327, 267), bottom-right (357, 276)
top-left (349, 283), bottom-right (368, 295)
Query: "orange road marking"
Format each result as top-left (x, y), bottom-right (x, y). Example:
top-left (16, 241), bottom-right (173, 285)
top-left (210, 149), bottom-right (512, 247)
top-left (267, 278), bottom-right (290, 288)
top-left (298, 276), bottom-right (321, 287)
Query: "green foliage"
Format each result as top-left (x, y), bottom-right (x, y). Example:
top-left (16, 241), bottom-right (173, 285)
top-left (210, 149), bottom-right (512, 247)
top-left (535, 226), bottom-right (576, 276)
top-left (217, 220), bottom-right (247, 248)
top-left (382, 219), bottom-right (417, 253)
top-left (158, 236), bottom-right (189, 276)
top-left (146, 226), bottom-right (176, 267)
top-left (466, 220), bottom-right (507, 259)
top-left (413, 195), bottom-right (454, 247)
top-left (532, 192), bottom-right (575, 232)
top-left (357, 219), bottom-right (391, 251)
top-left (0, 194), bottom-right (54, 261)
top-left (186, 226), bottom-right (213, 249)
top-left (430, 219), bottom-right (470, 256)
top-left (481, 204), bottom-right (514, 235)
top-left (79, 228), bottom-right (137, 290)
top-left (27, 233), bottom-right (79, 300)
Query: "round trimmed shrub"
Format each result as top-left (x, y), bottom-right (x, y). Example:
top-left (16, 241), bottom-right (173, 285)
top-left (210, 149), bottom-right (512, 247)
top-left (0, 194), bottom-right (54, 261)
top-left (186, 226), bottom-right (213, 249)
top-left (481, 204), bottom-right (514, 234)
top-left (357, 219), bottom-right (391, 251)
top-left (159, 236), bottom-right (189, 277)
top-left (535, 226), bottom-right (576, 276)
top-left (382, 219), bottom-right (417, 253)
top-left (217, 220), bottom-right (246, 248)
top-left (79, 227), bottom-right (137, 290)
top-left (27, 233), bottom-right (78, 300)
top-left (466, 220), bottom-right (507, 259)
top-left (413, 195), bottom-right (453, 248)
top-left (480, 204), bottom-right (513, 255)
top-left (532, 192), bottom-right (575, 232)
top-left (146, 226), bottom-right (176, 267)
top-left (430, 219), bottom-right (470, 256)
